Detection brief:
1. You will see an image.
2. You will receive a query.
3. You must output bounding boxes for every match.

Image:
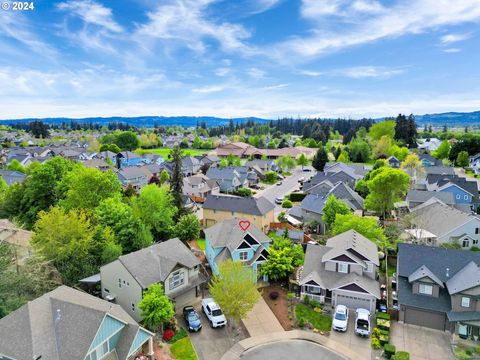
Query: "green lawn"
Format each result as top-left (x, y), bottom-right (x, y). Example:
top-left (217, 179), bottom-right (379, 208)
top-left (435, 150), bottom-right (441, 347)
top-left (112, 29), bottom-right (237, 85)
top-left (196, 239), bottom-right (206, 250)
top-left (170, 337), bottom-right (198, 360)
top-left (136, 148), bottom-right (211, 158)
top-left (295, 304), bottom-right (332, 331)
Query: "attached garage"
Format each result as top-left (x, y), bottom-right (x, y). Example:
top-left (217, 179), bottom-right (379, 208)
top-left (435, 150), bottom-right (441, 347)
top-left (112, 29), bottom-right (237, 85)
top-left (403, 307), bottom-right (446, 330)
top-left (333, 291), bottom-right (376, 313)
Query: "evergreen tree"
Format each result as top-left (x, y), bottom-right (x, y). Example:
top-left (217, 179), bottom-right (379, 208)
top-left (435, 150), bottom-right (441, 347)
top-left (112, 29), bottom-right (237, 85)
top-left (312, 147), bottom-right (328, 171)
top-left (169, 146), bottom-right (184, 211)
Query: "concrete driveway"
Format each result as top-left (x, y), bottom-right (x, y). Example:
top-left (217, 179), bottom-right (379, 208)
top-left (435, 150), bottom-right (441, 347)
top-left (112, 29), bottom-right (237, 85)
top-left (176, 303), bottom-right (243, 360)
top-left (329, 314), bottom-right (372, 359)
top-left (242, 297), bottom-right (284, 337)
top-left (390, 322), bottom-right (454, 360)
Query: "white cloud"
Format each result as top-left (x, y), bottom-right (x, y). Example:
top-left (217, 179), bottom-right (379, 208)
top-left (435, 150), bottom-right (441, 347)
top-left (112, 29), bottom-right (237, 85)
top-left (135, 0), bottom-right (253, 54)
top-left (247, 67), bottom-right (265, 79)
top-left (440, 33), bottom-right (471, 44)
top-left (215, 67), bottom-right (231, 77)
top-left (57, 0), bottom-right (123, 33)
top-left (443, 48), bottom-right (461, 53)
top-left (299, 70), bottom-right (324, 77)
top-left (338, 66), bottom-right (405, 79)
top-left (248, 0), bottom-right (282, 14)
top-left (192, 85), bottom-right (225, 93)
top-left (273, 0), bottom-right (480, 59)
top-left (263, 83), bottom-right (288, 90)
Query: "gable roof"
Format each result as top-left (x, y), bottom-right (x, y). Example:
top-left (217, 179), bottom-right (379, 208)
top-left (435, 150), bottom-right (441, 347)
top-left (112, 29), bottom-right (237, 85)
top-left (116, 238), bottom-right (200, 288)
top-left (408, 265), bottom-right (444, 287)
top-left (203, 195), bottom-right (274, 215)
top-left (0, 169), bottom-right (26, 185)
top-left (446, 261), bottom-right (480, 295)
top-left (0, 286), bottom-right (151, 360)
top-left (300, 194), bottom-right (327, 214)
top-left (204, 218), bottom-right (271, 252)
top-left (406, 190), bottom-right (455, 206)
top-left (324, 230), bottom-right (379, 266)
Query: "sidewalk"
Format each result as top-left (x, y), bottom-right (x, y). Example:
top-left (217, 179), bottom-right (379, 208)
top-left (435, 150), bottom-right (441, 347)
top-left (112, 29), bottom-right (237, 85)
top-left (242, 297), bottom-right (284, 337)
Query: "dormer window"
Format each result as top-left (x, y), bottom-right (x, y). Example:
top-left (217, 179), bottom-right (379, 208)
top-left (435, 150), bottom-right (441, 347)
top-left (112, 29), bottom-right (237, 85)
top-left (419, 283), bottom-right (433, 295)
top-left (239, 251), bottom-right (248, 261)
top-left (338, 263), bottom-right (348, 273)
top-left (366, 263), bottom-right (374, 273)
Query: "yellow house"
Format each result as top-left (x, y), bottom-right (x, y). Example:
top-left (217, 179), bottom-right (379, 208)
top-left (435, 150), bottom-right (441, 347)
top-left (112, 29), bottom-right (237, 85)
top-left (203, 195), bottom-right (275, 233)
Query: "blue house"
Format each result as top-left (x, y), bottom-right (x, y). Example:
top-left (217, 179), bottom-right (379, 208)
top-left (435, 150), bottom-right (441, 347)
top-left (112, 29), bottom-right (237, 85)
top-left (0, 285), bottom-right (154, 360)
top-left (204, 219), bottom-right (271, 281)
top-left (426, 174), bottom-right (480, 210)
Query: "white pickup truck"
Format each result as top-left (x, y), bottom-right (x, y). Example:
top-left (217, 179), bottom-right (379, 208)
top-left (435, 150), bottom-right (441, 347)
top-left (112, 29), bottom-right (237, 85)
top-left (355, 308), bottom-right (371, 337)
top-left (201, 298), bottom-right (227, 328)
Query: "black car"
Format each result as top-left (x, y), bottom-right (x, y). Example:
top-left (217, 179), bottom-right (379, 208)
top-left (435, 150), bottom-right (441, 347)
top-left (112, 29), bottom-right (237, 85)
top-left (183, 306), bottom-right (202, 332)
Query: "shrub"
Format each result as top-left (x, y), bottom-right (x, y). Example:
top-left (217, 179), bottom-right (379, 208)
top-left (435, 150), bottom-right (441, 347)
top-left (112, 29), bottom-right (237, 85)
top-left (309, 299), bottom-right (321, 308)
top-left (269, 291), bottom-right (279, 300)
top-left (162, 329), bottom-right (175, 342)
top-left (298, 318), bottom-right (305, 328)
top-left (372, 327), bottom-right (381, 338)
top-left (287, 292), bottom-right (295, 300)
top-left (371, 337), bottom-right (381, 349)
top-left (476, 345), bottom-right (480, 354)
top-left (471, 246), bottom-right (480, 252)
top-left (303, 296), bottom-right (310, 305)
top-left (377, 318), bottom-right (391, 331)
top-left (466, 348), bottom-right (473, 356)
top-left (384, 344), bottom-right (396, 359)
top-left (392, 351), bottom-right (410, 360)
top-left (282, 199), bottom-right (293, 208)
top-left (376, 312), bottom-right (391, 320)
top-left (236, 188), bottom-right (253, 197)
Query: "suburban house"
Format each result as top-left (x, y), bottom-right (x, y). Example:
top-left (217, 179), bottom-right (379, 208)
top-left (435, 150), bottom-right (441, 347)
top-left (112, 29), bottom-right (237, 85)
top-left (304, 162), bottom-right (367, 190)
top-left (117, 151), bottom-right (148, 168)
top-left (245, 159), bottom-right (279, 173)
top-left (116, 167), bottom-right (148, 192)
top-left (183, 174), bottom-right (220, 201)
top-left (0, 169), bottom-right (26, 185)
top-left (425, 173), bottom-right (479, 210)
top-left (418, 138), bottom-right (442, 152)
top-left (397, 243), bottom-right (480, 341)
top-left (101, 238), bottom-right (206, 322)
top-left (203, 195), bottom-right (275, 232)
top-left (82, 158), bottom-right (111, 172)
top-left (424, 166), bottom-right (455, 176)
top-left (419, 153), bottom-right (442, 167)
top-left (182, 156), bottom-right (201, 176)
top-left (0, 286), bottom-right (154, 360)
top-left (215, 142), bottom-right (317, 159)
top-left (470, 153), bottom-right (480, 175)
top-left (405, 198), bottom-right (480, 248)
top-left (406, 190), bottom-right (456, 211)
top-left (298, 230), bottom-right (380, 313)
top-left (205, 167), bottom-right (247, 193)
top-left (204, 219), bottom-right (271, 281)
top-left (387, 156), bottom-right (401, 168)
top-left (198, 154), bottom-right (220, 169)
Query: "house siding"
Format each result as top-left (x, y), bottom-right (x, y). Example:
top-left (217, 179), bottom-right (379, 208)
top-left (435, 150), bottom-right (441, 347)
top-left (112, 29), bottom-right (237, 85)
top-left (440, 185), bottom-right (472, 205)
top-left (438, 218), bottom-right (480, 249)
top-left (88, 315), bottom-right (125, 351)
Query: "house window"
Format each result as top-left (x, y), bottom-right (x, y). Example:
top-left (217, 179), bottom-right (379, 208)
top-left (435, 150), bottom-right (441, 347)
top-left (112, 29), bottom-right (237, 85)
top-left (104, 288), bottom-right (110, 293)
top-left (462, 238), bottom-right (470, 248)
top-left (306, 286), bottom-right (321, 294)
top-left (464, 195), bottom-right (469, 200)
top-left (169, 270), bottom-right (185, 290)
top-left (131, 303), bottom-right (135, 312)
top-left (476, 228), bottom-right (479, 234)
top-left (366, 263), bottom-right (374, 273)
top-left (474, 239), bottom-right (479, 245)
top-left (461, 297), bottom-right (471, 308)
top-left (419, 283), bottom-right (433, 295)
top-left (338, 263), bottom-right (348, 273)
top-left (239, 251), bottom-right (249, 261)
top-left (456, 194), bottom-right (461, 200)
top-left (118, 278), bottom-right (122, 288)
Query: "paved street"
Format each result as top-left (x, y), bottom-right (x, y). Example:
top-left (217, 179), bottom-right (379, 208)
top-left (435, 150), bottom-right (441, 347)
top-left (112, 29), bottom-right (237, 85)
top-left (255, 166), bottom-right (315, 217)
top-left (241, 340), bottom-right (345, 360)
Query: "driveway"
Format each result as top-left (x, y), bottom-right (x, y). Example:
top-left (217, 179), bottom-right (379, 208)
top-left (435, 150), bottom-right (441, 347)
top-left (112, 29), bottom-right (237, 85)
top-left (242, 297), bottom-right (284, 337)
top-left (329, 314), bottom-right (372, 359)
top-left (176, 303), bottom-right (242, 360)
top-left (390, 322), bottom-right (454, 360)
top-left (255, 166), bottom-right (315, 217)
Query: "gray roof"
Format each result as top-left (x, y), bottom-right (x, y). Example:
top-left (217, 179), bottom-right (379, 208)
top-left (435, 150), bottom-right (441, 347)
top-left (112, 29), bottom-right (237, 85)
top-left (408, 265), bottom-right (444, 287)
top-left (203, 195), bottom-right (274, 215)
top-left (117, 238), bottom-right (200, 288)
top-left (116, 166), bottom-right (148, 181)
top-left (446, 261), bottom-right (480, 295)
top-left (406, 190), bottom-right (455, 207)
top-left (300, 194), bottom-right (327, 214)
top-left (324, 230), bottom-right (379, 266)
top-left (397, 276), bottom-right (452, 313)
top-left (424, 166), bottom-right (455, 175)
top-left (0, 286), bottom-right (150, 360)
top-left (447, 310), bottom-right (480, 322)
top-left (275, 229), bottom-right (304, 241)
top-left (0, 169), bottom-right (26, 185)
top-left (328, 182), bottom-right (364, 210)
top-left (204, 218), bottom-right (271, 252)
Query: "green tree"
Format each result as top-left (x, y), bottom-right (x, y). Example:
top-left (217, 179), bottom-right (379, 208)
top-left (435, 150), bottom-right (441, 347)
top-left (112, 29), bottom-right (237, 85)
top-left (209, 260), bottom-right (260, 323)
top-left (226, 154), bottom-right (241, 166)
top-left (138, 283), bottom-right (175, 332)
top-left (159, 169), bottom-right (170, 184)
top-left (401, 153), bottom-right (423, 179)
top-left (312, 147), bottom-right (328, 171)
top-left (347, 139), bottom-right (371, 163)
top-left (297, 153), bottom-right (308, 170)
top-left (332, 213), bottom-right (387, 246)
top-left (373, 135), bottom-right (392, 159)
top-left (355, 179), bottom-right (370, 198)
top-left (114, 131), bottom-right (140, 151)
top-left (264, 171), bottom-right (278, 184)
top-left (276, 155), bottom-right (296, 173)
top-left (337, 150), bottom-right (349, 163)
top-left (95, 197), bottom-right (152, 253)
top-left (134, 184), bottom-right (177, 240)
top-left (6, 159), bottom-right (26, 173)
top-left (169, 146), bottom-right (184, 211)
top-left (278, 211), bottom-right (287, 223)
top-left (322, 195), bottom-right (351, 228)
top-left (368, 120), bottom-right (395, 142)
top-left (192, 136), bottom-right (201, 149)
top-left (281, 199), bottom-right (293, 208)
top-left (433, 140), bottom-right (451, 159)
top-left (456, 151), bottom-right (469, 167)
top-left (174, 213), bottom-right (201, 242)
top-left (389, 145), bottom-right (409, 161)
top-left (261, 235), bottom-right (304, 281)
top-left (60, 167), bottom-right (122, 211)
top-left (364, 167), bottom-right (410, 217)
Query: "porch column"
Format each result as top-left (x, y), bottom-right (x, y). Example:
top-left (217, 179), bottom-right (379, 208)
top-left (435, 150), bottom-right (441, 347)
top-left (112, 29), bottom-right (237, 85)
top-left (147, 337), bottom-right (154, 360)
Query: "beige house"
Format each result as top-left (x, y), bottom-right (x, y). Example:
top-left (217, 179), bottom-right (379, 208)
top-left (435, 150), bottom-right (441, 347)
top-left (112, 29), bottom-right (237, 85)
top-left (202, 195), bottom-right (275, 233)
top-left (101, 238), bottom-right (206, 321)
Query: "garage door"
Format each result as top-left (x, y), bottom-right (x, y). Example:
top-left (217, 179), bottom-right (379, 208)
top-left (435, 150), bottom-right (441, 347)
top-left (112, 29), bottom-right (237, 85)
top-left (335, 294), bottom-right (374, 313)
top-left (404, 307), bottom-right (445, 330)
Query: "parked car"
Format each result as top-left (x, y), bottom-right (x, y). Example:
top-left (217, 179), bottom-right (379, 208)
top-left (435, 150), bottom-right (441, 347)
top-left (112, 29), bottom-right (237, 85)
top-left (276, 181), bottom-right (283, 186)
top-left (303, 168), bottom-right (312, 172)
top-left (183, 306), bottom-right (202, 332)
top-left (332, 305), bottom-right (349, 332)
top-left (201, 298), bottom-right (227, 328)
top-left (275, 196), bottom-right (284, 204)
top-left (250, 184), bottom-right (260, 190)
top-left (298, 177), bottom-right (305, 183)
top-left (355, 308), bottom-right (371, 337)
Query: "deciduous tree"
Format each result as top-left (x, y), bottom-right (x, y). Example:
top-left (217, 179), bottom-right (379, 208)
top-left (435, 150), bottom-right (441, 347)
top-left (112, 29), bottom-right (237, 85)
top-left (322, 195), bottom-right (351, 228)
top-left (332, 214), bottom-right (387, 246)
top-left (174, 213), bottom-right (201, 242)
top-left (138, 284), bottom-right (175, 332)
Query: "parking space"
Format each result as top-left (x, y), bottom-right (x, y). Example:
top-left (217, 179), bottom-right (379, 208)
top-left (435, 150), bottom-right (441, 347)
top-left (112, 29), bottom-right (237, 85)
top-left (390, 322), bottom-right (454, 360)
top-left (176, 303), bottom-right (243, 360)
top-left (329, 315), bottom-right (372, 359)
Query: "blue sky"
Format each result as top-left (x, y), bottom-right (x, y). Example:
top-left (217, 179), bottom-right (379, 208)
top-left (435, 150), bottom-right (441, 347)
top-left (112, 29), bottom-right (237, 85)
top-left (1, 0), bottom-right (480, 119)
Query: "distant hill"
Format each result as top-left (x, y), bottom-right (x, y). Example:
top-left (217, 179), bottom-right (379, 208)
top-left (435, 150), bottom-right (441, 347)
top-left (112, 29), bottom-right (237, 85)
top-left (413, 111), bottom-right (480, 127)
top-left (1, 116), bottom-right (270, 128)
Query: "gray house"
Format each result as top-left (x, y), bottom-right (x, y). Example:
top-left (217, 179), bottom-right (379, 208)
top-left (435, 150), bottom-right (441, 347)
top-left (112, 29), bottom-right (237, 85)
top-left (183, 174), bottom-right (220, 200)
top-left (387, 156), bottom-right (401, 168)
top-left (0, 169), bottom-right (26, 185)
top-left (398, 243), bottom-right (480, 341)
top-left (298, 230), bottom-right (380, 313)
top-left (101, 238), bottom-right (206, 321)
top-left (206, 167), bottom-right (245, 193)
top-left (182, 156), bottom-right (201, 176)
top-left (116, 167), bottom-right (148, 192)
top-left (0, 286), bottom-right (154, 360)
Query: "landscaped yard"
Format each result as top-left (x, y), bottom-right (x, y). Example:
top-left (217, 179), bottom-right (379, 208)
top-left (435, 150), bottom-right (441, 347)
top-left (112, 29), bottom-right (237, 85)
top-left (295, 303), bottom-right (332, 331)
top-left (170, 337), bottom-right (198, 360)
top-left (196, 239), bottom-right (206, 250)
top-left (136, 148), bottom-right (211, 158)
top-left (261, 285), bottom-right (292, 330)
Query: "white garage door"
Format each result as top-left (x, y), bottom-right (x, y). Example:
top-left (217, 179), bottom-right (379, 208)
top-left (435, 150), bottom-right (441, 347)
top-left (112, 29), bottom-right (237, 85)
top-left (335, 294), bottom-right (374, 313)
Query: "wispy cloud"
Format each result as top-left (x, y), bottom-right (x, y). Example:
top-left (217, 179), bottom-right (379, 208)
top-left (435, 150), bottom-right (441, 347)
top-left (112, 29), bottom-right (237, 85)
top-left (248, 0), bottom-right (283, 14)
top-left (443, 48), bottom-right (462, 53)
top-left (247, 67), bottom-right (265, 79)
top-left (338, 66), bottom-right (405, 79)
top-left (440, 33), bottom-right (471, 44)
top-left (192, 85), bottom-right (225, 93)
top-left (263, 83), bottom-right (288, 90)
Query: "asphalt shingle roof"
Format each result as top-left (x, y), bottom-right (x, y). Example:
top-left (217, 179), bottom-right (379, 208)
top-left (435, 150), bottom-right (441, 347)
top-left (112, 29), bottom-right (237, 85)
top-left (203, 194), bottom-right (274, 215)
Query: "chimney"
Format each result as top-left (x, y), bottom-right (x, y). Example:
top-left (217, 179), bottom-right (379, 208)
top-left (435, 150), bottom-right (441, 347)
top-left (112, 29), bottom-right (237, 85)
top-left (446, 267), bottom-right (450, 278)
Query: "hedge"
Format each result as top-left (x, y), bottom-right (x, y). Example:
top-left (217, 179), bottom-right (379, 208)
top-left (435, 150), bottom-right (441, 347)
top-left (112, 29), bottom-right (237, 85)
top-left (392, 351), bottom-right (410, 360)
top-left (384, 344), bottom-right (396, 359)
top-left (377, 318), bottom-right (391, 331)
top-left (376, 312), bottom-right (391, 320)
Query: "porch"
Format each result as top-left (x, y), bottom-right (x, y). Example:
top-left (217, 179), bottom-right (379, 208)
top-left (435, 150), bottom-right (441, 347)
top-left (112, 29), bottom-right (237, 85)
top-left (300, 285), bottom-right (332, 305)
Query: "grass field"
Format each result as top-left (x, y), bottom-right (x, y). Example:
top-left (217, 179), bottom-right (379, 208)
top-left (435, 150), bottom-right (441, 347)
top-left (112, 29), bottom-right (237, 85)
top-left (295, 304), bottom-right (332, 331)
top-left (170, 337), bottom-right (198, 360)
top-left (136, 148), bottom-right (212, 158)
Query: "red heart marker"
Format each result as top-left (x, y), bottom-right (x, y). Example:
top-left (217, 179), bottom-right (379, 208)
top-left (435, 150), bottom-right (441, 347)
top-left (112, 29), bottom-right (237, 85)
top-left (239, 220), bottom-right (250, 231)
